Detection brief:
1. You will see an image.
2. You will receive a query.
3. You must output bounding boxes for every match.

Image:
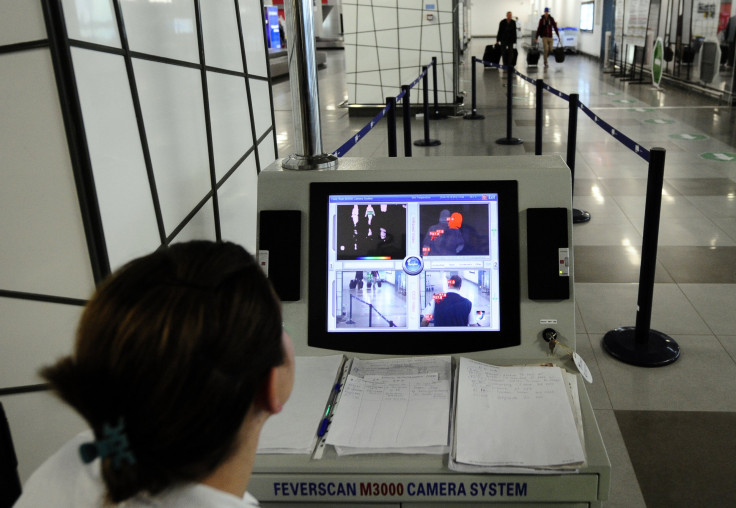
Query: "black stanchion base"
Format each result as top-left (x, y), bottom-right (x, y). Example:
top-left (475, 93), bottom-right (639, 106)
top-left (463, 113), bottom-right (485, 120)
top-left (496, 137), bottom-right (523, 145)
top-left (414, 139), bottom-right (441, 147)
top-left (573, 208), bottom-right (591, 223)
top-left (602, 327), bottom-right (680, 367)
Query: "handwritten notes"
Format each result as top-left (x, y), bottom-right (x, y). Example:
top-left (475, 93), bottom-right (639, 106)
top-left (326, 356), bottom-right (451, 455)
top-left (453, 357), bottom-right (585, 469)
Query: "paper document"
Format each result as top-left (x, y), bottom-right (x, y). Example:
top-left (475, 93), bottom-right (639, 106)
top-left (326, 356), bottom-right (452, 455)
top-left (257, 355), bottom-right (344, 454)
top-left (453, 357), bottom-right (585, 469)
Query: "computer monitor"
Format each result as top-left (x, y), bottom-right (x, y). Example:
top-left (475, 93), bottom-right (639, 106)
top-left (308, 180), bottom-right (520, 354)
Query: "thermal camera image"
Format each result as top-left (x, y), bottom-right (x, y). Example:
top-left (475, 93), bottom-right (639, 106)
top-left (336, 204), bottom-right (407, 260)
top-left (419, 270), bottom-right (491, 328)
top-left (335, 270), bottom-right (408, 329)
top-left (420, 204), bottom-right (490, 257)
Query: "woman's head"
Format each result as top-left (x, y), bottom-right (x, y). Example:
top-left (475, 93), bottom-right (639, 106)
top-left (42, 241), bottom-right (291, 502)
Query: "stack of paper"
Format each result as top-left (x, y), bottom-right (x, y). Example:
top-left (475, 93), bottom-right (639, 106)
top-left (450, 357), bottom-right (585, 472)
top-left (325, 356), bottom-right (452, 456)
top-left (257, 355), bottom-right (345, 454)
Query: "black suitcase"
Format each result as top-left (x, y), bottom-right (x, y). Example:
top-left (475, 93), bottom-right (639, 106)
top-left (527, 47), bottom-right (540, 65)
top-left (483, 44), bottom-right (501, 66)
top-left (553, 46), bottom-right (565, 63)
top-left (501, 48), bottom-right (518, 67)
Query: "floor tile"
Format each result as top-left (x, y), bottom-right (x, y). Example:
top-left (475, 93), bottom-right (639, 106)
top-left (616, 410), bottom-right (736, 508)
top-left (593, 409), bottom-right (646, 508)
top-left (572, 221), bottom-right (643, 246)
top-left (575, 283), bottom-right (711, 335)
top-left (719, 336), bottom-right (736, 363)
top-left (593, 334), bottom-right (736, 411)
top-left (685, 195), bottom-right (736, 218)
top-left (679, 284), bottom-right (736, 335)
top-left (633, 216), bottom-right (736, 247)
top-left (656, 246), bottom-right (736, 283)
top-left (573, 246), bottom-right (673, 283)
top-left (666, 177), bottom-right (736, 195)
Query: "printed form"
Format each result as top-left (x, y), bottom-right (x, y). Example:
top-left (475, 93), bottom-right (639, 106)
top-left (326, 356), bottom-right (452, 455)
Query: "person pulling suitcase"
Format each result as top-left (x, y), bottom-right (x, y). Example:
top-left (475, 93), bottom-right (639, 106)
top-left (497, 11), bottom-right (518, 68)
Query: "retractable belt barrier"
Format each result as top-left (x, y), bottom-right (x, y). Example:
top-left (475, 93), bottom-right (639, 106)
top-left (332, 61), bottom-right (435, 158)
top-left (473, 57), bottom-right (651, 163)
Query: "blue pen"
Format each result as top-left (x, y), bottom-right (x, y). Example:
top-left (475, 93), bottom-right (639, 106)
top-left (318, 384), bottom-right (341, 437)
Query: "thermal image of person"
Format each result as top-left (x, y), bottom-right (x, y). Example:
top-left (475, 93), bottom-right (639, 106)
top-left (421, 275), bottom-right (473, 327)
top-left (422, 210), bottom-right (464, 256)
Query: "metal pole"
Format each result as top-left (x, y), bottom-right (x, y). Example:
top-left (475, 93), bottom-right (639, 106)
top-left (415, 67), bottom-right (441, 146)
top-left (402, 85), bottom-right (412, 157)
top-left (281, 0), bottom-right (337, 170)
top-left (387, 97), bottom-right (397, 157)
top-left (567, 93), bottom-right (590, 223)
top-left (496, 63), bottom-right (522, 145)
top-left (464, 56), bottom-right (484, 120)
top-left (535, 79), bottom-right (543, 155)
top-left (602, 148), bottom-right (680, 367)
top-left (431, 56), bottom-right (447, 119)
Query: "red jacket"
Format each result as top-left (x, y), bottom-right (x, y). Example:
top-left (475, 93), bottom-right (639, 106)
top-left (536, 14), bottom-right (559, 39)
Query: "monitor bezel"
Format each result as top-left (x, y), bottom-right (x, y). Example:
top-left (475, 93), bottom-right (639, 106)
top-left (308, 179), bottom-right (521, 355)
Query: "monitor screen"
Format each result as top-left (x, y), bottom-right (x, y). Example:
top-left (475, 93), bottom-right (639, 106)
top-left (308, 180), bottom-right (520, 355)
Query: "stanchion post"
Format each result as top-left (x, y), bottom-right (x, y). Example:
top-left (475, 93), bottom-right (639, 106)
top-left (496, 64), bottom-right (522, 145)
top-left (401, 85), bottom-right (412, 157)
top-left (535, 79), bottom-right (543, 155)
top-left (464, 56), bottom-right (485, 120)
top-left (430, 56), bottom-right (447, 119)
top-left (602, 148), bottom-right (680, 367)
top-left (387, 96), bottom-right (397, 157)
top-left (415, 66), bottom-right (441, 146)
top-left (567, 93), bottom-right (591, 223)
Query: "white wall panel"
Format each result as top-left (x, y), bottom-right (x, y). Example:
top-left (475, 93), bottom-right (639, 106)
top-left (250, 78), bottom-right (273, 141)
top-left (344, 1), bottom-right (456, 106)
top-left (1, 391), bottom-right (87, 483)
top-left (120, 0), bottom-right (199, 63)
top-left (0, 298), bottom-right (83, 388)
top-left (218, 154), bottom-right (259, 252)
top-left (72, 48), bottom-right (161, 271)
top-left (0, 2), bottom-right (47, 46)
top-left (173, 199), bottom-right (217, 243)
top-left (201, 0), bottom-right (243, 73)
top-left (401, 26), bottom-right (422, 50)
top-left (239, 0), bottom-right (268, 78)
top-left (207, 71), bottom-right (254, 182)
top-left (375, 9), bottom-right (399, 31)
top-left (133, 58), bottom-right (210, 236)
top-left (61, 0), bottom-right (121, 48)
top-left (398, 7), bottom-right (423, 28)
top-left (0, 50), bottom-right (95, 298)
top-left (356, 45), bottom-right (380, 72)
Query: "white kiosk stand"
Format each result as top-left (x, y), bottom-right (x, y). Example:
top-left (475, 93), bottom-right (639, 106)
top-left (253, 156), bottom-right (610, 507)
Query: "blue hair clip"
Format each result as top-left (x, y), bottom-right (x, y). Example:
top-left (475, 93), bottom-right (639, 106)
top-left (79, 418), bottom-right (137, 469)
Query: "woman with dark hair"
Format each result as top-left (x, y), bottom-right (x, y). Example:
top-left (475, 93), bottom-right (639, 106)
top-left (15, 241), bottom-right (295, 507)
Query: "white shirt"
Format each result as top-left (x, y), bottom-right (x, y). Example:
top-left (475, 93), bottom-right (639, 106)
top-left (15, 431), bottom-right (260, 507)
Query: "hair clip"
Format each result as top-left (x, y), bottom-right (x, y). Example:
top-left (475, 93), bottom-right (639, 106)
top-left (79, 418), bottom-right (137, 469)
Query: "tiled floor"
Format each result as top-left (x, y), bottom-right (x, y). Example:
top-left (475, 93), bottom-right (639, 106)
top-left (272, 39), bottom-right (736, 507)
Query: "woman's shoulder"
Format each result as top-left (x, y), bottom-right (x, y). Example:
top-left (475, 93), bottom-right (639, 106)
top-left (14, 430), bottom-right (106, 507)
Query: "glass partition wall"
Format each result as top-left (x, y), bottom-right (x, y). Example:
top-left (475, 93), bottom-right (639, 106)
top-left (609, 0), bottom-right (735, 103)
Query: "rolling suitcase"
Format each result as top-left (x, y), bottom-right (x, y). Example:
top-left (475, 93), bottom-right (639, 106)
top-left (553, 44), bottom-right (565, 63)
top-left (501, 48), bottom-right (518, 67)
top-left (483, 44), bottom-right (501, 67)
top-left (527, 46), bottom-right (540, 66)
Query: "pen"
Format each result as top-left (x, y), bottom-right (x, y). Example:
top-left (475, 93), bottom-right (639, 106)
top-left (317, 384), bottom-right (342, 438)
